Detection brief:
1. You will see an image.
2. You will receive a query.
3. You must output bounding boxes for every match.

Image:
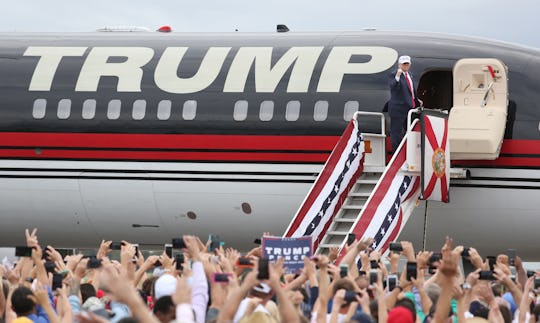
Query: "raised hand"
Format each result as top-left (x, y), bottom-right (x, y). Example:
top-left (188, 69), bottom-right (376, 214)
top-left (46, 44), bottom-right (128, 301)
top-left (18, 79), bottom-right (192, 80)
top-left (356, 237), bottom-right (374, 252)
top-left (184, 235), bottom-right (202, 262)
top-left (25, 228), bottom-right (39, 247)
top-left (172, 276), bottom-right (192, 305)
top-left (96, 240), bottom-right (112, 259)
top-left (439, 237), bottom-right (459, 280)
top-left (328, 247), bottom-right (339, 262)
top-left (401, 241), bottom-right (415, 262)
top-left (65, 254), bottom-right (84, 273)
top-left (416, 251), bottom-right (433, 270)
top-left (467, 247), bottom-right (484, 269)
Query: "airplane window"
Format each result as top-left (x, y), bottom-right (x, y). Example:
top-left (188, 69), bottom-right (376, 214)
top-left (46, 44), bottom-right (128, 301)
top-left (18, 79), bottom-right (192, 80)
top-left (344, 101), bottom-right (359, 121)
top-left (285, 101), bottom-right (300, 121)
top-left (57, 99), bottom-right (71, 119)
top-left (157, 100), bottom-right (171, 120)
top-left (82, 99), bottom-right (96, 120)
top-left (233, 100), bottom-right (248, 121)
top-left (314, 101), bottom-right (328, 121)
top-left (183, 100), bottom-right (197, 120)
top-left (32, 99), bottom-right (46, 119)
top-left (132, 100), bottom-right (146, 120)
top-left (260, 101), bottom-right (274, 121)
top-left (107, 100), bottom-right (121, 120)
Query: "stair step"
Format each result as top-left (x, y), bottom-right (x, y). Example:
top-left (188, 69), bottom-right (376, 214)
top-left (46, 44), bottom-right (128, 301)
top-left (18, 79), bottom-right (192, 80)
top-left (349, 192), bottom-right (371, 197)
top-left (329, 221), bottom-right (354, 232)
top-left (334, 217), bottom-right (356, 223)
top-left (342, 205), bottom-right (364, 210)
top-left (318, 243), bottom-right (340, 249)
top-left (326, 230), bottom-right (349, 236)
top-left (356, 179), bottom-right (378, 184)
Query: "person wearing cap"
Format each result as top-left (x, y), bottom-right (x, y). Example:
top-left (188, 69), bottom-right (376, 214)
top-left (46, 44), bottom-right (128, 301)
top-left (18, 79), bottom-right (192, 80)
top-left (388, 55), bottom-right (423, 152)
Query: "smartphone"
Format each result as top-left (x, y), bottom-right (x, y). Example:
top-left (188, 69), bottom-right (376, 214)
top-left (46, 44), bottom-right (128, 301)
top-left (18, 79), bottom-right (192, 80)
top-left (370, 260), bottom-right (378, 269)
top-left (461, 247), bottom-right (470, 257)
top-left (389, 242), bottom-right (403, 252)
top-left (344, 290), bottom-right (358, 303)
top-left (406, 262), bottom-right (417, 281)
top-left (387, 274), bottom-right (398, 291)
top-left (535, 278), bottom-right (540, 289)
top-left (52, 273), bottom-right (63, 290)
top-left (172, 237), bottom-right (186, 249)
top-left (479, 270), bottom-right (496, 280)
top-left (236, 257), bottom-right (253, 268)
top-left (87, 258), bottom-right (102, 269)
top-left (133, 244), bottom-right (140, 255)
top-left (339, 264), bottom-right (349, 278)
top-left (257, 258), bottom-right (269, 280)
top-left (346, 233), bottom-right (356, 246)
top-left (175, 253), bottom-right (185, 270)
top-left (44, 261), bottom-right (56, 273)
top-left (212, 272), bottom-right (232, 283)
top-left (507, 249), bottom-right (517, 266)
top-left (369, 270), bottom-right (378, 285)
top-left (527, 270), bottom-right (535, 278)
top-left (486, 256), bottom-right (496, 271)
top-left (164, 244), bottom-right (173, 258)
top-left (15, 246), bottom-right (34, 257)
top-left (110, 242), bottom-right (122, 250)
top-left (208, 234), bottom-right (221, 252)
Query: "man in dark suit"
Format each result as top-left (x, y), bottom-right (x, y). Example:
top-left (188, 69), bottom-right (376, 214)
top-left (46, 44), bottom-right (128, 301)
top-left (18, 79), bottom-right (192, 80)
top-left (388, 55), bottom-right (423, 152)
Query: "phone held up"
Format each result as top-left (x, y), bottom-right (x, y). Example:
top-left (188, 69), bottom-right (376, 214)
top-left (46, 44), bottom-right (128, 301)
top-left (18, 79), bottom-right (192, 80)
top-left (346, 233), bottom-right (356, 246)
top-left (339, 264), bottom-right (349, 278)
top-left (172, 237), bottom-right (186, 249)
top-left (507, 249), bottom-right (517, 266)
top-left (386, 274), bottom-right (398, 291)
top-left (208, 234), bottom-right (221, 252)
top-left (15, 246), bottom-right (33, 257)
top-left (406, 262), bottom-right (417, 281)
top-left (389, 242), bottom-right (403, 252)
top-left (175, 254), bottom-right (185, 270)
top-left (236, 257), bottom-right (253, 268)
top-left (212, 272), bottom-right (232, 284)
top-left (369, 270), bottom-right (378, 285)
top-left (257, 258), bottom-right (269, 280)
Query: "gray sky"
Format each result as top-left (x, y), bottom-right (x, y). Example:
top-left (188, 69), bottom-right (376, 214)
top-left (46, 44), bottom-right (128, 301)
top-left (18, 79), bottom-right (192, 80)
top-left (2, 0), bottom-right (538, 48)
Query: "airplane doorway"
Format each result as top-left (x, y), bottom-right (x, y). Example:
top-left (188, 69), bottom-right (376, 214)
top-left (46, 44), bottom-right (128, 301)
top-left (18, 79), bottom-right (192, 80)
top-left (418, 70), bottom-right (453, 111)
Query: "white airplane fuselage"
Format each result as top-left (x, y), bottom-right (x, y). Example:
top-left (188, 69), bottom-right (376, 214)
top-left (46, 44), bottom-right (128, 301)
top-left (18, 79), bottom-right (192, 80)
top-left (0, 31), bottom-right (539, 259)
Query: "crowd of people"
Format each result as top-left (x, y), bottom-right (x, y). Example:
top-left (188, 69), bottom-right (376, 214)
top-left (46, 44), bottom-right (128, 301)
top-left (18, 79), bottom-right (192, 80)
top-left (0, 228), bottom-right (538, 323)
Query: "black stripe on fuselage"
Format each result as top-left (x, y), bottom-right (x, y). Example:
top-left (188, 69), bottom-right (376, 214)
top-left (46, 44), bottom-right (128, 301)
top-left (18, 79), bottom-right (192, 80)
top-left (0, 167), bottom-right (317, 177)
top-left (0, 168), bottom-right (538, 189)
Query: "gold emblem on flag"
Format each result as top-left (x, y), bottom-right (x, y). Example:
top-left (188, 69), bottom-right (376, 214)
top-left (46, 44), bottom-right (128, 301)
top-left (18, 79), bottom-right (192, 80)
top-left (432, 147), bottom-right (446, 178)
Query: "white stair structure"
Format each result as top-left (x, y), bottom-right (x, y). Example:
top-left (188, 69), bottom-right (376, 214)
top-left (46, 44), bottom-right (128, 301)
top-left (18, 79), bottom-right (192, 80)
top-left (316, 168), bottom-right (384, 254)
top-left (307, 111), bottom-right (388, 255)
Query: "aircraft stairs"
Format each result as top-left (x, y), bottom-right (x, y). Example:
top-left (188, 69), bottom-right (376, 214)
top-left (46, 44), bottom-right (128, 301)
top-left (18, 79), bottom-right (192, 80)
top-left (282, 111), bottom-right (388, 254)
top-left (284, 108), bottom-right (473, 256)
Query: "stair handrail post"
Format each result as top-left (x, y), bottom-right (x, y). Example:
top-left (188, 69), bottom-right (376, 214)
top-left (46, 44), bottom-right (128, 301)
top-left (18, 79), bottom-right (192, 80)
top-left (352, 111), bottom-right (386, 136)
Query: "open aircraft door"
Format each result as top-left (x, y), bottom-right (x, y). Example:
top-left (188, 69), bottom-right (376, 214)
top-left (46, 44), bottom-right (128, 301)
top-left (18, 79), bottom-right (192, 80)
top-left (448, 58), bottom-right (508, 160)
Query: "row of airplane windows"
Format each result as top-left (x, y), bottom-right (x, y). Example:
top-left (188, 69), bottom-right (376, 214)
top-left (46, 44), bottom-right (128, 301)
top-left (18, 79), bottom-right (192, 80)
top-left (32, 99), bottom-right (362, 122)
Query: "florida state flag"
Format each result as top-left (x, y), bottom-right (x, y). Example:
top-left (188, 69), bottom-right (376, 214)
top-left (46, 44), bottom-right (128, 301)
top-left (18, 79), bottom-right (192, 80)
top-left (420, 110), bottom-right (450, 202)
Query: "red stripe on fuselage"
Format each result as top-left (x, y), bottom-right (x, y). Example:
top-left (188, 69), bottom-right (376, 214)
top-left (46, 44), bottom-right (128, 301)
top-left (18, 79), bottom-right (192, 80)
top-left (0, 132), bottom-right (338, 151)
top-left (0, 132), bottom-right (538, 166)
